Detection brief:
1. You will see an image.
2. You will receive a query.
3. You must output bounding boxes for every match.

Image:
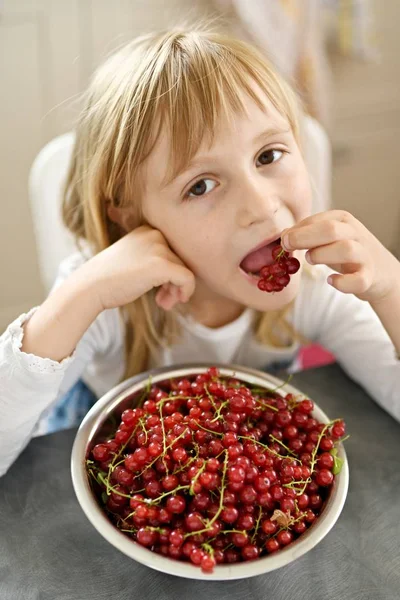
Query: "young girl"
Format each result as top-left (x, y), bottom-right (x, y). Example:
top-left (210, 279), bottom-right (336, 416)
top-left (1, 28), bottom-right (399, 478)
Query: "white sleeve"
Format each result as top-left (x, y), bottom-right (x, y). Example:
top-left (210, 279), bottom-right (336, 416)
top-left (0, 252), bottom-right (116, 477)
top-left (294, 267), bottom-right (400, 422)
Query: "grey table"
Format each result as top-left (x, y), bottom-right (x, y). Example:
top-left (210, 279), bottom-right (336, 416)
top-left (1, 364), bottom-right (399, 600)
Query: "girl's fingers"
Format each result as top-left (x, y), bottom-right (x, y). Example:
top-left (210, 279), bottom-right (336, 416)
top-left (153, 258), bottom-right (195, 302)
top-left (286, 209), bottom-right (354, 229)
top-left (305, 239), bottom-right (365, 267)
top-left (282, 219), bottom-right (355, 251)
top-left (155, 279), bottom-right (192, 311)
top-left (327, 268), bottom-right (372, 295)
top-left (167, 262), bottom-right (196, 302)
top-left (155, 283), bottom-right (173, 310)
top-left (155, 283), bottom-right (181, 311)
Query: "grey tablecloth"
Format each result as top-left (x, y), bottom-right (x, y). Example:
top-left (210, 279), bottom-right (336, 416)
top-left (1, 364), bottom-right (399, 600)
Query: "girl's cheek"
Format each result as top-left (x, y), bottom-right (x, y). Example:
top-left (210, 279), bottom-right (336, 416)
top-left (291, 175), bottom-right (313, 222)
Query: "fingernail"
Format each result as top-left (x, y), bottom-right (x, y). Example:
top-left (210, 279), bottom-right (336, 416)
top-left (305, 251), bottom-right (314, 265)
top-left (327, 275), bottom-right (333, 286)
top-left (281, 233), bottom-right (292, 251)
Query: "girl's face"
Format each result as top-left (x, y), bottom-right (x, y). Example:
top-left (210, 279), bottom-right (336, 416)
top-left (141, 91), bottom-right (312, 317)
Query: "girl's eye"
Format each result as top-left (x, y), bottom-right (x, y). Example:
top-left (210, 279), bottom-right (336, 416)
top-left (187, 178), bottom-right (217, 198)
top-left (257, 149), bottom-right (284, 166)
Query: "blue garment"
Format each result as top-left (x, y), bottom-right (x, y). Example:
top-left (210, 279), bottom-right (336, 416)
top-left (41, 380), bottom-right (98, 434)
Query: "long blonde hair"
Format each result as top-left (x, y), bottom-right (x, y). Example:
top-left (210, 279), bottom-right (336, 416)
top-left (63, 27), bottom-right (308, 379)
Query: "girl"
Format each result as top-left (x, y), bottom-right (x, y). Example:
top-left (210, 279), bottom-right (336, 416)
top-left (1, 28), bottom-right (399, 478)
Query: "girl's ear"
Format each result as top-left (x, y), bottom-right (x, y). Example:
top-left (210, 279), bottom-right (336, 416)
top-left (106, 202), bottom-right (135, 233)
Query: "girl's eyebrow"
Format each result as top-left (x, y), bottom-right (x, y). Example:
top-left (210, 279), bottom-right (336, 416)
top-left (161, 125), bottom-right (291, 189)
top-left (253, 126), bottom-right (291, 145)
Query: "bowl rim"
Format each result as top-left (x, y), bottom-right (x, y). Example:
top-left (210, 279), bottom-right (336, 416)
top-left (71, 363), bottom-right (349, 581)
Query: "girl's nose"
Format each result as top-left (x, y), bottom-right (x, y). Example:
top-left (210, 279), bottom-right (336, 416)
top-left (236, 176), bottom-right (280, 228)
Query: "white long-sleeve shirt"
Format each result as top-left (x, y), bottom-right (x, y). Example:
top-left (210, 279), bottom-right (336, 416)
top-left (1, 252), bottom-right (399, 477)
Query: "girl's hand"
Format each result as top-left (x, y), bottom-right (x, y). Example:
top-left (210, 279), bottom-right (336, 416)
top-left (86, 225), bottom-right (196, 311)
top-left (281, 210), bottom-right (400, 304)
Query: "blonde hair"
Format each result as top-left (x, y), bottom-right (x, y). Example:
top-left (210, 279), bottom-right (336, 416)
top-left (63, 27), bottom-right (308, 379)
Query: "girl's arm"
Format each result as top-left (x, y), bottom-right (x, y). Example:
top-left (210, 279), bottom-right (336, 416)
top-left (0, 226), bottom-right (195, 477)
top-left (283, 210), bottom-right (400, 421)
top-left (0, 302), bottom-right (100, 479)
top-left (369, 283), bottom-right (400, 357)
top-left (293, 266), bottom-right (400, 422)
top-left (21, 261), bottom-right (103, 362)
top-left (22, 225), bottom-right (195, 362)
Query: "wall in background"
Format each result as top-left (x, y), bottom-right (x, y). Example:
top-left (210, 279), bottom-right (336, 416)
top-left (330, 1), bottom-right (400, 255)
top-left (0, 0), bottom-right (215, 332)
top-left (1, 0), bottom-right (399, 333)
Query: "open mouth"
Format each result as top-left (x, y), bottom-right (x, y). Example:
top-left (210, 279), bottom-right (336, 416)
top-left (239, 236), bottom-right (282, 280)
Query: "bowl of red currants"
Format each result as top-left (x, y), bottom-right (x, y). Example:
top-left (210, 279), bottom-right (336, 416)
top-left (71, 364), bottom-right (349, 580)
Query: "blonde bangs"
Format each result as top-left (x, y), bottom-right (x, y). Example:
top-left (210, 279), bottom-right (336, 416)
top-left (130, 31), bottom-right (302, 187)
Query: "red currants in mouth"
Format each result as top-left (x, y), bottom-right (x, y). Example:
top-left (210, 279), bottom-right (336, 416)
top-left (257, 243), bottom-right (300, 293)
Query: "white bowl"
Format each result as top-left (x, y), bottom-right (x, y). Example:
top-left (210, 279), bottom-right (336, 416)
top-left (71, 363), bottom-right (349, 581)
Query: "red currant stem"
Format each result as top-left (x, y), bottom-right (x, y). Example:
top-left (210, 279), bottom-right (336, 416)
top-left (276, 247), bottom-right (286, 261)
top-left (337, 434), bottom-right (350, 444)
top-left (210, 400), bottom-right (230, 423)
top-left (204, 536), bottom-right (217, 544)
top-left (114, 422), bottom-right (140, 458)
top-left (134, 426), bottom-right (192, 479)
top-left (204, 384), bottom-right (218, 412)
top-left (215, 448), bottom-right (227, 461)
top-left (103, 423), bottom-right (141, 494)
top-left (282, 479), bottom-right (310, 493)
top-left (167, 394), bottom-right (201, 402)
top-left (250, 374), bottom-right (293, 397)
top-left (143, 526), bottom-right (170, 533)
top-left (136, 375), bottom-right (153, 407)
top-left (185, 451), bottom-right (229, 539)
top-left (268, 435), bottom-right (298, 457)
top-left (138, 417), bottom-right (149, 444)
top-left (249, 386), bottom-right (276, 394)
top-left (310, 419), bottom-right (339, 473)
top-left (157, 398), bottom-right (171, 472)
top-left (296, 478), bottom-right (314, 499)
top-left (108, 457), bottom-right (126, 472)
top-left (201, 542), bottom-right (215, 558)
top-left (107, 419), bottom-right (140, 465)
top-left (120, 528), bottom-right (137, 534)
top-left (172, 453), bottom-right (197, 475)
top-left (207, 450), bottom-right (229, 527)
top-left (97, 472), bottom-right (133, 499)
top-left (222, 542), bottom-right (234, 552)
top-left (227, 382), bottom-right (241, 390)
top-left (238, 435), bottom-right (289, 460)
top-left (251, 505), bottom-right (263, 544)
top-left (189, 461), bottom-right (208, 495)
top-left (253, 398), bottom-right (279, 412)
top-left (271, 374), bottom-right (294, 393)
top-left (223, 529), bottom-right (248, 535)
top-left (87, 466), bottom-right (106, 486)
top-left (193, 421), bottom-right (223, 437)
top-left (294, 418), bottom-right (341, 496)
top-left (125, 484), bottom-right (192, 520)
top-left (149, 483), bottom-right (191, 505)
top-left (286, 395), bottom-right (305, 411)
